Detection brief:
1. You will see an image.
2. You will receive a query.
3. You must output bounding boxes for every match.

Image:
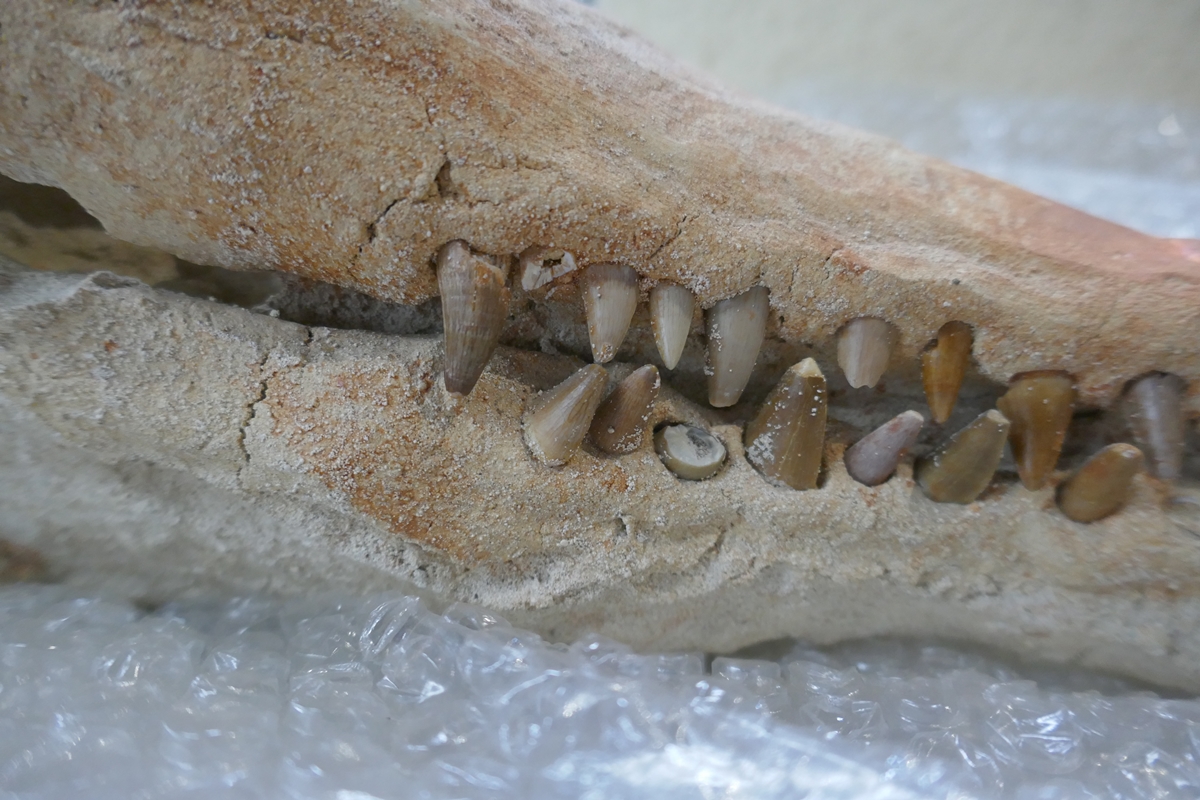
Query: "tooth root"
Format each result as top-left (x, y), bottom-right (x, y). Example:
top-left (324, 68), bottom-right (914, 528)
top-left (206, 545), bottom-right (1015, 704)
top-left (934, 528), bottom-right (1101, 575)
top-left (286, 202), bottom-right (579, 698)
top-left (437, 240), bottom-right (511, 395)
top-left (844, 410), bottom-right (925, 487)
top-left (995, 370), bottom-right (1076, 490)
top-left (649, 283), bottom-right (695, 370)
top-left (916, 409), bottom-right (1010, 504)
top-left (524, 364), bottom-right (609, 465)
top-left (837, 317), bottom-right (895, 389)
top-left (706, 286), bottom-right (769, 407)
top-left (589, 365), bottom-right (661, 454)
top-left (744, 358), bottom-right (827, 490)
top-left (1057, 444), bottom-right (1144, 523)
top-left (584, 263), bottom-right (639, 363)
top-left (655, 424), bottom-right (726, 481)
top-left (1123, 372), bottom-right (1186, 480)
top-left (921, 321), bottom-right (973, 424)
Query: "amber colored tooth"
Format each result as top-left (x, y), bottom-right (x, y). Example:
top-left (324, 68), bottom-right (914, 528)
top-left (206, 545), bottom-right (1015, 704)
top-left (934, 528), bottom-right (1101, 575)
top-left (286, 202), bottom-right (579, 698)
top-left (1056, 444), bottom-right (1144, 523)
top-left (524, 364), bottom-right (608, 465)
top-left (706, 286), bottom-right (769, 407)
top-left (649, 283), bottom-right (695, 370)
top-left (915, 410), bottom-right (1010, 504)
top-left (921, 321), bottom-right (973, 424)
top-left (995, 370), bottom-right (1075, 490)
top-left (744, 358), bottom-right (827, 490)
top-left (655, 424), bottom-right (726, 481)
top-left (837, 317), bottom-right (895, 389)
top-left (583, 263), bottom-right (639, 363)
top-left (1123, 372), bottom-right (1186, 480)
top-left (437, 240), bottom-right (512, 396)
top-left (844, 410), bottom-right (925, 487)
top-left (589, 365), bottom-right (661, 454)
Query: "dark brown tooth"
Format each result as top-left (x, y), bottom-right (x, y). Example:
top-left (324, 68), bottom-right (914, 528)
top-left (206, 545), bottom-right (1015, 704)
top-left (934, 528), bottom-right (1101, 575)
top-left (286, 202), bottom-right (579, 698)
top-left (1057, 444), bottom-right (1144, 523)
top-left (589, 365), bottom-right (660, 455)
top-left (744, 358), bottom-right (827, 490)
top-left (916, 410), bottom-right (1010, 504)
top-left (1123, 372), bottom-right (1186, 480)
top-left (706, 286), bottom-right (769, 407)
top-left (437, 240), bottom-right (511, 395)
top-left (837, 317), bottom-right (895, 389)
top-left (921, 321), bottom-right (973, 424)
top-left (844, 410), bottom-right (924, 486)
top-left (655, 424), bottom-right (726, 480)
top-left (996, 371), bottom-right (1075, 490)
top-left (524, 364), bottom-right (608, 465)
top-left (584, 263), bottom-right (639, 363)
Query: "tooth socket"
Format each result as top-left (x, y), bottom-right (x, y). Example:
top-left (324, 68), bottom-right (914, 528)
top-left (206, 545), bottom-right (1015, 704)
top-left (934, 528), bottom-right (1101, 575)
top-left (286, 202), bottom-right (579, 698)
top-left (1057, 444), bottom-right (1144, 523)
top-left (837, 317), bottom-right (895, 389)
top-left (584, 263), bottom-right (639, 363)
top-left (921, 321), bottom-right (973, 424)
top-left (706, 286), bottom-right (769, 407)
top-left (437, 240), bottom-right (511, 396)
top-left (649, 283), bottom-right (695, 370)
top-left (524, 364), bottom-right (609, 465)
top-left (996, 370), bottom-right (1075, 490)
top-left (655, 424), bottom-right (727, 481)
top-left (844, 410), bottom-right (925, 487)
top-left (1123, 372), bottom-right (1186, 481)
top-left (916, 409), bottom-right (1010, 504)
top-left (589, 365), bottom-right (661, 455)
top-left (744, 358), bottom-right (827, 490)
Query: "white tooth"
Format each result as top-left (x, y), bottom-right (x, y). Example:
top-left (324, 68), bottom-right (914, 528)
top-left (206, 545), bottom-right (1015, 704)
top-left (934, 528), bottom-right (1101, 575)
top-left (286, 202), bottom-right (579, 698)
top-left (837, 317), bottom-right (895, 388)
top-left (524, 364), bottom-right (609, 465)
top-left (844, 410), bottom-right (925, 486)
top-left (655, 424), bottom-right (726, 480)
top-left (437, 240), bottom-right (511, 396)
top-left (649, 283), bottom-right (695, 370)
top-left (584, 263), bottom-right (639, 363)
top-left (706, 286), bottom-right (769, 407)
top-left (1123, 372), bottom-right (1186, 480)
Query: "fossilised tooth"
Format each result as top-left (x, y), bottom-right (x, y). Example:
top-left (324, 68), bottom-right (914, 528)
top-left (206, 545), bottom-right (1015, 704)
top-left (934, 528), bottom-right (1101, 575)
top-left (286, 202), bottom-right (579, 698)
top-left (837, 317), bottom-right (896, 389)
top-left (524, 364), bottom-right (609, 465)
top-left (437, 240), bottom-right (511, 395)
top-left (996, 370), bottom-right (1076, 490)
top-left (649, 283), bottom-right (695, 370)
top-left (921, 321), bottom-right (973, 424)
top-left (655, 424), bottom-right (726, 481)
top-left (1056, 444), bottom-right (1144, 523)
top-left (916, 409), bottom-right (1010, 504)
top-left (706, 286), bottom-right (769, 407)
top-left (1123, 372), bottom-right (1186, 480)
top-left (744, 358), bottom-right (827, 490)
top-left (589, 365), bottom-right (661, 455)
top-left (584, 263), bottom-right (639, 363)
top-left (844, 410), bottom-right (925, 487)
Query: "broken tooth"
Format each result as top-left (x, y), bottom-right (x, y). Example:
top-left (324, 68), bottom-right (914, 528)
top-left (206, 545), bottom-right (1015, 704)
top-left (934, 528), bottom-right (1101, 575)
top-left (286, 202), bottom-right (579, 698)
top-left (744, 358), bottom-right (827, 490)
top-left (1123, 372), bottom-right (1186, 480)
top-left (837, 317), bottom-right (895, 389)
top-left (1057, 444), bottom-right (1144, 523)
top-left (655, 424), bottom-right (726, 481)
top-left (524, 364), bottom-right (609, 465)
top-left (844, 410), bottom-right (925, 487)
top-left (921, 321), bottom-right (973, 424)
top-left (584, 263), bottom-right (639, 363)
top-left (996, 370), bottom-right (1076, 490)
top-left (649, 283), bottom-right (695, 370)
top-left (589, 365), bottom-right (661, 455)
top-left (916, 409), bottom-right (1010, 504)
top-left (706, 286), bottom-right (769, 407)
top-left (437, 240), bottom-right (511, 395)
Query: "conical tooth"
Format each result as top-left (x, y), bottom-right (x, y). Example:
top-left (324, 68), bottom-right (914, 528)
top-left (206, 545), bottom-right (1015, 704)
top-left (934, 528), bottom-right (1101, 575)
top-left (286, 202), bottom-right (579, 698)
top-left (921, 321), bottom-right (973, 424)
top-left (1057, 444), bottom-right (1144, 523)
top-left (744, 358), bottom-right (827, 490)
top-left (844, 410), bottom-right (925, 487)
top-left (837, 317), bottom-right (895, 389)
top-left (437, 240), bottom-right (511, 395)
top-left (655, 424), bottom-right (726, 481)
top-left (589, 365), bottom-right (660, 454)
top-left (1123, 372), bottom-right (1186, 480)
top-left (649, 283), bottom-right (695, 370)
top-left (706, 286), bottom-right (769, 407)
top-left (915, 409), bottom-right (1010, 504)
top-left (584, 263), bottom-right (639, 363)
top-left (996, 370), bottom-right (1075, 490)
top-left (524, 364), bottom-right (608, 465)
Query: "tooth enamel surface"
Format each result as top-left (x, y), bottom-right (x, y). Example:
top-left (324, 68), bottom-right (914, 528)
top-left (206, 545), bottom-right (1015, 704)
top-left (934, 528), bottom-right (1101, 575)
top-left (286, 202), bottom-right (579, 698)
top-left (1123, 372), bottom-right (1186, 481)
top-left (649, 283), bottom-right (695, 371)
top-left (921, 321), bottom-right (973, 424)
top-left (589, 365), bottom-right (660, 455)
top-left (654, 424), bottom-right (726, 480)
top-left (996, 371), bottom-right (1075, 491)
top-left (1057, 444), bottom-right (1145, 523)
top-left (844, 410), bottom-right (925, 487)
top-left (744, 358), bottom-right (827, 490)
top-left (706, 287), bottom-right (769, 408)
top-left (584, 263), bottom-right (639, 364)
top-left (437, 240), bottom-right (511, 396)
top-left (837, 317), bottom-right (895, 389)
top-left (524, 364), bottom-right (608, 465)
top-left (916, 409), bottom-right (1011, 504)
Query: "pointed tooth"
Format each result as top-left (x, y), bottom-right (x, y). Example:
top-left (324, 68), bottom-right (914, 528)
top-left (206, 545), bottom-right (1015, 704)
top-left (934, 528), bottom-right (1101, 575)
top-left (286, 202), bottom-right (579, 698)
top-left (1057, 444), bottom-right (1144, 523)
top-left (650, 283), bottom-right (695, 370)
top-left (921, 321), bottom-right (973, 424)
top-left (437, 240), bottom-right (511, 395)
top-left (1123, 372), bottom-right (1186, 480)
top-left (706, 286), bottom-right (769, 407)
top-left (589, 365), bottom-right (661, 454)
top-left (584, 263), bottom-right (639, 363)
top-left (996, 370), bottom-right (1075, 490)
top-left (837, 317), bottom-right (895, 388)
top-left (844, 410), bottom-right (925, 487)
top-left (524, 364), bottom-right (609, 465)
top-left (655, 424), bottom-right (726, 481)
top-left (916, 410), bottom-right (1010, 504)
top-left (744, 358), bottom-right (827, 490)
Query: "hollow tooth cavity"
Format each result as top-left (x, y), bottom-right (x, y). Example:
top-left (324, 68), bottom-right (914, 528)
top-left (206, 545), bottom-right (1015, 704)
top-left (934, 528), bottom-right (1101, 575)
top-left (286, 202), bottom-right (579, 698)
top-left (916, 409), bottom-right (1010, 504)
top-left (706, 286), bottom-right (769, 407)
top-left (649, 283), bottom-right (695, 370)
top-left (921, 321), bottom-right (973, 424)
top-left (584, 263), bottom-right (639, 363)
top-left (524, 364), bottom-right (609, 465)
top-left (1057, 443), bottom-right (1145, 523)
top-left (589, 365), bottom-right (661, 455)
top-left (837, 317), bottom-right (895, 389)
top-left (996, 370), bottom-right (1075, 491)
top-left (744, 357), bottom-right (827, 490)
top-left (1123, 372), bottom-right (1186, 481)
top-left (655, 424), bottom-right (726, 481)
top-left (436, 240), bottom-right (511, 396)
top-left (844, 410), bottom-right (925, 487)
